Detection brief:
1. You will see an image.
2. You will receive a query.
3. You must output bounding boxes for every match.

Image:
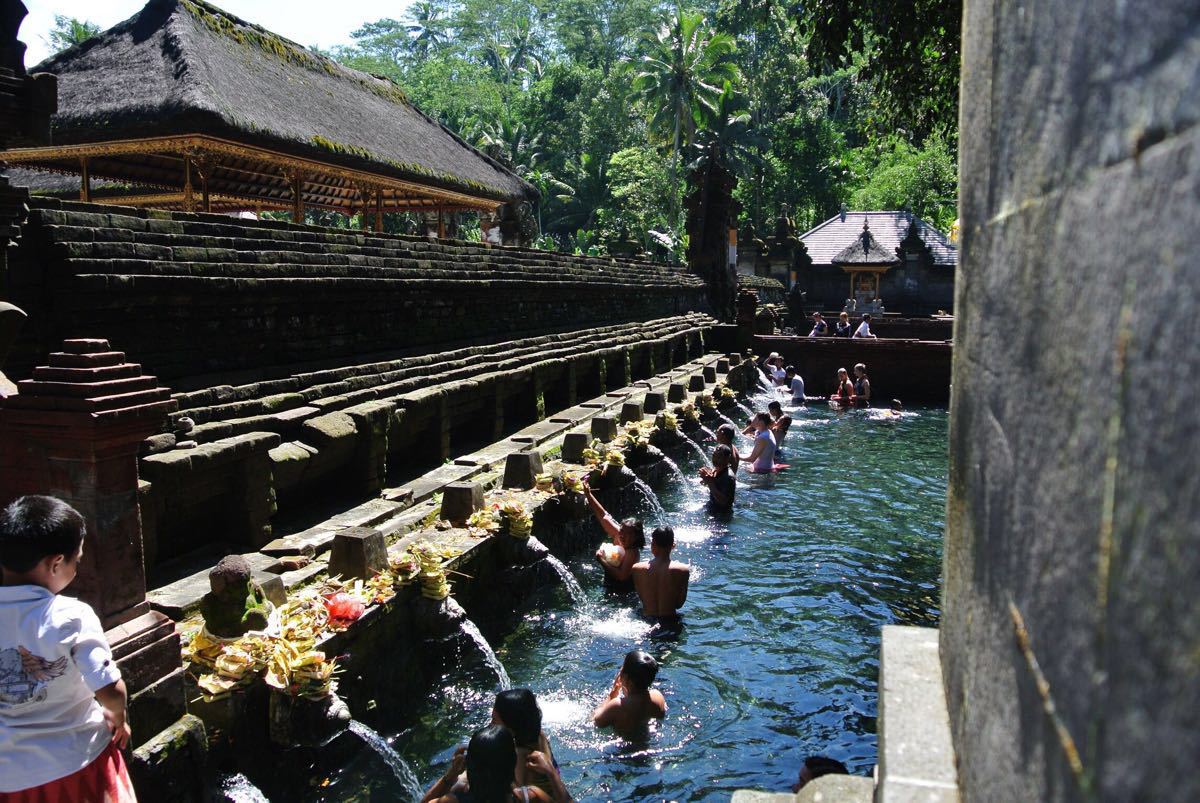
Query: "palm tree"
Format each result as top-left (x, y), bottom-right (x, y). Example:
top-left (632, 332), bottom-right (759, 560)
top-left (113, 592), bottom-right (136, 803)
top-left (48, 15), bottom-right (100, 53)
top-left (548, 152), bottom-right (610, 235)
top-left (631, 9), bottom-right (740, 224)
top-left (405, 1), bottom-right (451, 59)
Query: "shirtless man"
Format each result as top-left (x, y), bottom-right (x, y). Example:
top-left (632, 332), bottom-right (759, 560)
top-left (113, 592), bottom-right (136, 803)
top-left (592, 650), bottom-right (667, 735)
top-left (632, 527), bottom-right (690, 619)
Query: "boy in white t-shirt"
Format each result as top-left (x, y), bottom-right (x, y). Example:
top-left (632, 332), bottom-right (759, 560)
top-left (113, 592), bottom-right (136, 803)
top-left (0, 496), bottom-right (135, 801)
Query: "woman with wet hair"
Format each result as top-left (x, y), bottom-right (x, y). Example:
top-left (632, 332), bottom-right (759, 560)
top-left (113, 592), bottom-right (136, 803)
top-left (492, 689), bottom-right (560, 795)
top-left (421, 724), bottom-right (568, 803)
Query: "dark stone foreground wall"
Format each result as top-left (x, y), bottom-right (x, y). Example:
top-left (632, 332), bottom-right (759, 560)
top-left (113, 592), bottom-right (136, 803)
top-left (3, 199), bottom-right (707, 383)
top-left (945, 3), bottom-right (1199, 801)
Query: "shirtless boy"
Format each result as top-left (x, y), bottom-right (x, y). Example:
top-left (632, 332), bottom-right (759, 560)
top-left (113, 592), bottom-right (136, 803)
top-left (631, 527), bottom-right (690, 620)
top-left (592, 650), bottom-right (667, 735)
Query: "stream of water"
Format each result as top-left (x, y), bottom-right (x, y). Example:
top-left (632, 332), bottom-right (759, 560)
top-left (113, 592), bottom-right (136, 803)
top-left (320, 390), bottom-right (947, 801)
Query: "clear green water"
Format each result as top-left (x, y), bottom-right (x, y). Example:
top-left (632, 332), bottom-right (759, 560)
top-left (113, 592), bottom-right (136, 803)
top-left (332, 396), bottom-right (947, 801)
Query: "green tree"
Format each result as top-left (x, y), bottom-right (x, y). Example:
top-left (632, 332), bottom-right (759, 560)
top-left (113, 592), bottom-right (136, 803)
top-left (47, 15), bottom-right (100, 53)
top-left (608, 145), bottom-right (674, 245)
top-left (405, 1), bottom-right (453, 59)
top-left (848, 135), bottom-right (958, 230)
top-left (631, 8), bottom-right (739, 227)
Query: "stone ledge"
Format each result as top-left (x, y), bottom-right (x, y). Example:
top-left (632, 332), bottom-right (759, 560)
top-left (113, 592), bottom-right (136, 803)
top-left (877, 626), bottom-right (958, 802)
top-left (731, 775), bottom-right (874, 803)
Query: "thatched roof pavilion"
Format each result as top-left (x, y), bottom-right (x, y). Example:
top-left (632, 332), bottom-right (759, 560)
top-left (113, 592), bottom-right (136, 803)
top-left (832, 220), bottom-right (899, 307)
top-left (0, 0), bottom-right (535, 225)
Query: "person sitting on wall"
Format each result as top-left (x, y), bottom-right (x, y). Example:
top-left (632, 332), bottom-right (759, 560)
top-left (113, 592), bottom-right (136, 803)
top-left (791, 755), bottom-right (849, 793)
top-left (852, 313), bottom-right (877, 339)
top-left (632, 527), bottom-right (690, 620)
top-left (807, 313), bottom-right (828, 337)
top-left (786, 366), bottom-right (805, 404)
top-left (831, 368), bottom-right (856, 407)
top-left (835, 311), bottom-right (852, 338)
top-left (491, 689), bottom-right (561, 798)
top-left (422, 725), bottom-right (568, 803)
top-left (582, 481), bottom-right (643, 590)
top-left (592, 650), bottom-right (668, 736)
top-left (714, 423), bottom-right (741, 473)
top-left (699, 444), bottom-right (736, 513)
top-left (0, 496), bottom-right (136, 803)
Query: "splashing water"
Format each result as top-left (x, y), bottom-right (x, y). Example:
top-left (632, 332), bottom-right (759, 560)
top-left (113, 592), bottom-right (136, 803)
top-left (544, 553), bottom-right (587, 608)
top-left (348, 720), bottom-right (424, 801)
top-left (629, 477), bottom-right (667, 523)
top-left (660, 455), bottom-right (686, 484)
top-left (458, 618), bottom-right (512, 689)
top-left (678, 436), bottom-right (712, 467)
top-left (219, 773), bottom-right (268, 803)
top-left (716, 412), bottom-right (739, 431)
top-left (756, 367), bottom-right (773, 391)
top-left (735, 402), bottom-right (754, 420)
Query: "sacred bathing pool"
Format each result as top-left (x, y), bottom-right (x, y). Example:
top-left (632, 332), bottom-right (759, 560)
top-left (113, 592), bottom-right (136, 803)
top-left (0, 0), bottom-right (1196, 801)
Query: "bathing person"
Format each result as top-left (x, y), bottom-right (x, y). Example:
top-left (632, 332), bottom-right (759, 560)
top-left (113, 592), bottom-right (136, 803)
top-left (582, 480), bottom-right (643, 587)
top-left (890, 399), bottom-right (903, 415)
top-left (767, 401), bottom-right (793, 449)
top-left (835, 311), bottom-right (852, 338)
top-left (422, 725), bottom-right (567, 803)
top-left (852, 313), bottom-right (877, 339)
top-left (807, 313), bottom-right (827, 337)
top-left (492, 689), bottom-right (559, 795)
top-left (592, 650), bottom-right (667, 735)
top-left (744, 412), bottom-right (779, 472)
top-left (714, 423), bottom-right (741, 473)
top-left (792, 755), bottom-right (849, 793)
top-left (699, 444), bottom-right (736, 512)
top-left (787, 366), bottom-right (805, 403)
top-left (771, 357), bottom-right (788, 386)
top-left (831, 368), bottom-right (855, 407)
top-left (0, 496), bottom-right (136, 802)
top-left (632, 527), bottom-right (690, 619)
top-left (853, 363), bottom-right (871, 407)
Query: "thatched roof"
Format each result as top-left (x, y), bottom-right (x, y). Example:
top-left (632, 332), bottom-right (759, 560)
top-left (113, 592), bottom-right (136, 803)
top-left (802, 211), bottom-right (957, 268)
top-left (13, 0), bottom-right (532, 208)
top-left (832, 221), bottom-right (900, 267)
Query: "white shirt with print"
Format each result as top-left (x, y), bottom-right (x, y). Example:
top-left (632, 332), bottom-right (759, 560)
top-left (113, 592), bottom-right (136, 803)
top-left (0, 585), bottom-right (120, 792)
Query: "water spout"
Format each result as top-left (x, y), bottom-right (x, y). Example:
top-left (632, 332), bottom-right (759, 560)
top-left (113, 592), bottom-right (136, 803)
top-left (678, 437), bottom-right (712, 468)
top-left (544, 553), bottom-right (587, 608)
top-left (347, 720), bottom-right (424, 801)
top-left (661, 455), bottom-right (686, 484)
top-left (735, 402), bottom-right (754, 420)
top-left (630, 477), bottom-right (668, 523)
top-left (459, 618), bottom-right (512, 690)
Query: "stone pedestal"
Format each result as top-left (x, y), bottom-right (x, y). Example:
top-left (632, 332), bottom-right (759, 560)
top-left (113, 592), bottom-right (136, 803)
top-left (503, 451), bottom-right (543, 490)
top-left (441, 482), bottom-right (484, 523)
top-left (688, 375), bottom-right (706, 392)
top-left (643, 392), bottom-right (665, 414)
top-left (328, 527), bottom-right (387, 580)
top-left (561, 432), bottom-right (589, 464)
top-left (590, 416), bottom-right (618, 442)
top-left (620, 401), bottom-right (643, 423)
top-left (702, 366), bottom-right (717, 383)
top-left (667, 383), bottom-right (687, 403)
top-left (0, 338), bottom-right (184, 748)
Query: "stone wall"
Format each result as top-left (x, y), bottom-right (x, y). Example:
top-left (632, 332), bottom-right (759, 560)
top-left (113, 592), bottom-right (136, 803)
top-left (3, 198), bottom-right (708, 383)
top-left (945, 2), bottom-right (1199, 801)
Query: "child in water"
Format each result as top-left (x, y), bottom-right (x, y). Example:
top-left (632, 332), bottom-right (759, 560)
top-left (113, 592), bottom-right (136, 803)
top-left (699, 444), bottom-right (736, 512)
top-left (714, 423), bottom-right (740, 473)
top-left (592, 650), bottom-right (667, 735)
top-left (0, 496), bottom-right (136, 802)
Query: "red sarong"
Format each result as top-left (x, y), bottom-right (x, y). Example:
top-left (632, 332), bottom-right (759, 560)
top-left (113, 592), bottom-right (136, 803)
top-left (0, 740), bottom-right (136, 803)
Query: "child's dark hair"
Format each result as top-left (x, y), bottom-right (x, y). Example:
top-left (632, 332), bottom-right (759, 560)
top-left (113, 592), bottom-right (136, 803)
top-left (754, 411), bottom-right (772, 426)
top-left (712, 444), bottom-right (732, 468)
top-left (785, 365), bottom-right (796, 374)
top-left (804, 755), bottom-right (849, 779)
top-left (620, 518), bottom-right (646, 549)
top-left (493, 688), bottom-right (542, 748)
top-left (0, 495), bottom-right (86, 573)
top-left (768, 400), bottom-right (783, 414)
top-left (715, 423), bottom-right (735, 443)
top-left (466, 726), bottom-right (518, 803)
top-left (651, 526), bottom-right (674, 551)
top-left (622, 649), bottom-right (659, 692)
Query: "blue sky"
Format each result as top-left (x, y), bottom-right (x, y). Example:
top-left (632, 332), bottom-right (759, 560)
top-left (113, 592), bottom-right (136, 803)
top-left (21, 0), bottom-right (413, 66)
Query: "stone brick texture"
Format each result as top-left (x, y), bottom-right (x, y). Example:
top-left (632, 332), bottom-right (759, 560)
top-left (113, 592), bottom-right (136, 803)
top-left (4, 199), bottom-right (708, 381)
top-left (945, 3), bottom-right (1200, 801)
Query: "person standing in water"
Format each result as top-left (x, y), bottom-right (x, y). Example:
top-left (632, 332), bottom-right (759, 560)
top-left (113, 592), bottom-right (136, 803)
top-left (582, 481), bottom-right (643, 589)
top-left (787, 366), bottom-right (805, 403)
top-left (699, 444), bottom-right (736, 512)
top-left (631, 527), bottom-right (690, 620)
top-left (744, 412), bottom-right (778, 472)
top-left (831, 368), bottom-right (855, 407)
top-left (592, 650), bottom-right (667, 736)
top-left (714, 424), bottom-right (740, 473)
top-left (853, 363), bottom-right (871, 407)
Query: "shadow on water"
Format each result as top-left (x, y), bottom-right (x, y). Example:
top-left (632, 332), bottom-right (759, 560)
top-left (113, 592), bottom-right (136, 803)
top-left (334, 394), bottom-right (947, 802)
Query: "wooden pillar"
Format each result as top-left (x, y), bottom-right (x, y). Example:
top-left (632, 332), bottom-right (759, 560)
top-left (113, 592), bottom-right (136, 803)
top-left (437, 209), bottom-right (445, 239)
top-left (875, 272), bottom-right (881, 303)
top-left (79, 156), bottom-right (90, 202)
top-left (182, 156), bottom-right (195, 213)
top-left (374, 190), bottom-right (383, 233)
top-left (290, 171), bottom-right (304, 223)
